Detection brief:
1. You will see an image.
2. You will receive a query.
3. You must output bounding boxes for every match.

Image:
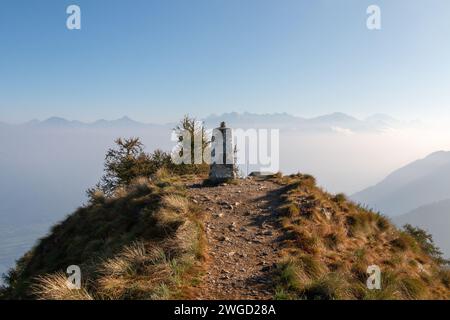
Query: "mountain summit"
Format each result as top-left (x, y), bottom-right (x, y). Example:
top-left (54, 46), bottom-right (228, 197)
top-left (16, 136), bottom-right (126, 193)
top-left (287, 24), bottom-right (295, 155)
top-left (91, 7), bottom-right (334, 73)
top-left (1, 171), bottom-right (448, 300)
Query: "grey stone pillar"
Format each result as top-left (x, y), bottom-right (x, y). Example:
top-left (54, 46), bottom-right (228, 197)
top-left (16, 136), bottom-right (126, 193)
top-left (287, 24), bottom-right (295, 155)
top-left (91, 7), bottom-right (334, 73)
top-left (209, 122), bottom-right (236, 181)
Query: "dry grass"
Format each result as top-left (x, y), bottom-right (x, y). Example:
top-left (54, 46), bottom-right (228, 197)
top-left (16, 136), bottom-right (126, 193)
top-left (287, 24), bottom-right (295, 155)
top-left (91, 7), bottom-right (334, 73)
top-left (96, 196), bottom-right (204, 300)
top-left (8, 171), bottom-right (205, 300)
top-left (272, 173), bottom-right (450, 300)
top-left (163, 195), bottom-right (190, 214)
top-left (100, 242), bottom-right (167, 277)
top-left (32, 273), bottom-right (93, 300)
top-left (301, 273), bottom-right (350, 300)
top-left (399, 277), bottom-right (426, 300)
top-left (96, 242), bottom-right (174, 300)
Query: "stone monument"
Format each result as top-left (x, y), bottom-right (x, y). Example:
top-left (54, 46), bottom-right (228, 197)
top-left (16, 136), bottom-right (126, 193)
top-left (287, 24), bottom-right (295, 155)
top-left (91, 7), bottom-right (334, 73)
top-left (209, 122), bottom-right (237, 181)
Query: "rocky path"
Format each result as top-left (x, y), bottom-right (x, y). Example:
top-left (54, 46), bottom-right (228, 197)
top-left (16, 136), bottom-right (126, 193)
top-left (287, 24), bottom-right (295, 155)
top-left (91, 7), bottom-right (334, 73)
top-left (187, 177), bottom-right (285, 300)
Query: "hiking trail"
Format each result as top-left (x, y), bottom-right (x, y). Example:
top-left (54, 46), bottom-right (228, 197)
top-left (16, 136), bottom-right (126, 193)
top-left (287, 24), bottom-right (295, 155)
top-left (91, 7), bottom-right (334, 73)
top-left (188, 177), bottom-right (285, 300)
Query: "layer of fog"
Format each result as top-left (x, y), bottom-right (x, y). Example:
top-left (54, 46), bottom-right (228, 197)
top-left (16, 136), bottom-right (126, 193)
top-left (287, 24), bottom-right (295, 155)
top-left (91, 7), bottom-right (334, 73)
top-left (280, 127), bottom-right (450, 194)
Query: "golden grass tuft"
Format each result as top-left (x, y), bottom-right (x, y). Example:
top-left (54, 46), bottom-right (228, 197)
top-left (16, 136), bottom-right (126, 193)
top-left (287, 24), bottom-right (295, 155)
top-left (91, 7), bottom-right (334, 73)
top-left (163, 194), bottom-right (190, 214)
top-left (100, 242), bottom-right (167, 277)
top-left (272, 173), bottom-right (450, 300)
top-left (32, 272), bottom-right (93, 300)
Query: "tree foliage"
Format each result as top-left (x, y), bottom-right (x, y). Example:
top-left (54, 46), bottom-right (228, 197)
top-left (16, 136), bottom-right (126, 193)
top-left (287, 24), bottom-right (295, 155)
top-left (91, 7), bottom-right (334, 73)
top-left (91, 116), bottom-right (210, 196)
top-left (403, 224), bottom-right (446, 264)
top-left (98, 137), bottom-right (150, 194)
top-left (174, 115), bottom-right (210, 165)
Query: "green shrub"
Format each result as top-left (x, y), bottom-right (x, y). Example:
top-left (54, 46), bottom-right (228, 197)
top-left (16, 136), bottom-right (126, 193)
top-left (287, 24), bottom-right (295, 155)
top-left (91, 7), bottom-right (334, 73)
top-left (399, 277), bottom-right (426, 300)
top-left (301, 273), bottom-right (347, 300)
top-left (290, 230), bottom-right (319, 254)
top-left (277, 260), bottom-right (301, 291)
top-left (280, 203), bottom-right (300, 217)
top-left (391, 232), bottom-right (418, 252)
top-left (351, 262), bottom-right (368, 283)
top-left (346, 212), bottom-right (372, 236)
top-left (402, 224), bottom-right (444, 262)
top-left (333, 193), bottom-right (347, 203)
top-left (274, 287), bottom-right (292, 300)
top-left (354, 248), bottom-right (366, 260)
top-left (375, 214), bottom-right (390, 231)
top-left (324, 233), bottom-right (339, 249)
top-left (439, 269), bottom-right (450, 289)
top-left (301, 174), bottom-right (316, 186)
top-left (298, 255), bottom-right (322, 279)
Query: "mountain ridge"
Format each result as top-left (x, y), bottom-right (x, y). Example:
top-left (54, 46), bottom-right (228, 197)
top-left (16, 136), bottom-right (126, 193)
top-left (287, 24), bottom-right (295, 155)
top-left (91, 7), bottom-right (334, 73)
top-left (1, 172), bottom-right (448, 300)
top-left (2, 112), bottom-right (403, 132)
top-left (351, 151), bottom-right (450, 216)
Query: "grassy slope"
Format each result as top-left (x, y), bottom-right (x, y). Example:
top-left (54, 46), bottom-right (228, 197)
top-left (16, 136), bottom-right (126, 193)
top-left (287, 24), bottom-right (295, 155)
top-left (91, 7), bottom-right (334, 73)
top-left (1, 171), bottom-right (448, 300)
top-left (272, 174), bottom-right (449, 300)
top-left (0, 170), bottom-right (206, 300)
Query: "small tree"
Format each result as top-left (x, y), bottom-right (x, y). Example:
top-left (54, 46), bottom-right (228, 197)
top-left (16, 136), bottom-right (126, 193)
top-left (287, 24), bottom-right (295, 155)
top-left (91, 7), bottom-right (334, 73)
top-left (403, 224), bottom-right (445, 263)
top-left (173, 115), bottom-right (210, 175)
top-left (148, 149), bottom-right (173, 171)
top-left (89, 116), bottom-right (211, 197)
top-left (174, 115), bottom-right (210, 164)
top-left (98, 137), bottom-right (152, 194)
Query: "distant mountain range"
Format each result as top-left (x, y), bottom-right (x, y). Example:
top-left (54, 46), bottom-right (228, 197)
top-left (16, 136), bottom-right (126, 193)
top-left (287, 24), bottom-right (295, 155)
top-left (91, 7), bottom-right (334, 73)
top-left (18, 116), bottom-right (165, 129)
top-left (2, 112), bottom-right (407, 133)
top-left (204, 112), bottom-right (403, 132)
top-left (351, 151), bottom-right (450, 216)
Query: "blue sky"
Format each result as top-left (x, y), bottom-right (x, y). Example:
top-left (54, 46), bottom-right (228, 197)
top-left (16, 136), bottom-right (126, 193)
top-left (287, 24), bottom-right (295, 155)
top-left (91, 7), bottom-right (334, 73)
top-left (1, 0), bottom-right (450, 123)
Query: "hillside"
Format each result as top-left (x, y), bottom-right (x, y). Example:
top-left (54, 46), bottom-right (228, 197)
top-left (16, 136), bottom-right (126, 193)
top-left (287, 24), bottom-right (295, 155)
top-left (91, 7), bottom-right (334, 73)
top-left (0, 170), bottom-right (206, 299)
top-left (1, 171), bottom-right (448, 300)
top-left (394, 199), bottom-right (450, 259)
top-left (352, 151), bottom-right (450, 215)
top-left (271, 175), bottom-right (448, 299)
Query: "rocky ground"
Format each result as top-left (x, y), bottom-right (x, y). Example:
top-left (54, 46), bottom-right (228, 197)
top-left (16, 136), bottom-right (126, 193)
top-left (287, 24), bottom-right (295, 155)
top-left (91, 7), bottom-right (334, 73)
top-left (187, 177), bottom-right (285, 300)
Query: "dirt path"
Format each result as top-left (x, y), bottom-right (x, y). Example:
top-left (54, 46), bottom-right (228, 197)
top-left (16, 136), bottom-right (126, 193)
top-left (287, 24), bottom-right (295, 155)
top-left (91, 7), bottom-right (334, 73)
top-left (187, 177), bottom-right (285, 300)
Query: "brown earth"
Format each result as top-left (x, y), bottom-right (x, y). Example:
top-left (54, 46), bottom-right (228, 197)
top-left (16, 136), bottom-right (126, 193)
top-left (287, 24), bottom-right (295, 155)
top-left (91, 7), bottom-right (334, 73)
top-left (187, 177), bottom-right (285, 300)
